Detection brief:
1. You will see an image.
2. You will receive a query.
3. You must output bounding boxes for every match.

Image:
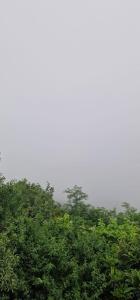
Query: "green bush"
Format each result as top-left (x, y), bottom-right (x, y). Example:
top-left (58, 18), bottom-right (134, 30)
top-left (0, 178), bottom-right (140, 299)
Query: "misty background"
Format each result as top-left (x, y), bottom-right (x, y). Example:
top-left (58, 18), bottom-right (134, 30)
top-left (0, 1), bottom-right (140, 208)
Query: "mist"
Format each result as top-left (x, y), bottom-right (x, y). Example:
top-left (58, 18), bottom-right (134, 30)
top-left (0, 1), bottom-right (140, 208)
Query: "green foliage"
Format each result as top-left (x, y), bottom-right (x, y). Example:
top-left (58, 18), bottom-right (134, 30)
top-left (0, 180), bottom-right (140, 299)
top-left (0, 233), bottom-right (18, 296)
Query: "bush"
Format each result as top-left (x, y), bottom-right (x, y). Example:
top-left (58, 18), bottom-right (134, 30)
top-left (0, 179), bottom-right (140, 299)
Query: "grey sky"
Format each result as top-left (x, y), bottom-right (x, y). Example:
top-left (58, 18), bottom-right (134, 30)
top-left (0, 1), bottom-right (140, 208)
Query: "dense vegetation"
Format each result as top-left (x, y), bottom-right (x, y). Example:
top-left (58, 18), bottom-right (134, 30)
top-left (0, 177), bottom-right (140, 299)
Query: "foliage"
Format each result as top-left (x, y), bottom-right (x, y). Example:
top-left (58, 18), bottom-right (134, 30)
top-left (0, 179), bottom-right (140, 299)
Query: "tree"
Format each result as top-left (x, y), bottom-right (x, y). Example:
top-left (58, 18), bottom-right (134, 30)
top-left (0, 177), bottom-right (140, 299)
top-left (65, 185), bottom-right (88, 206)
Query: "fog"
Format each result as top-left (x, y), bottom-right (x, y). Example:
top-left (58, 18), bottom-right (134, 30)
top-left (0, 1), bottom-right (140, 208)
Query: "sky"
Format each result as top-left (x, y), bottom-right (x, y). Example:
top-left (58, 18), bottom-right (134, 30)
top-left (0, 1), bottom-right (140, 208)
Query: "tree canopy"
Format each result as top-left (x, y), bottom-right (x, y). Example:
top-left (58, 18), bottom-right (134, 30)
top-left (0, 177), bottom-right (140, 299)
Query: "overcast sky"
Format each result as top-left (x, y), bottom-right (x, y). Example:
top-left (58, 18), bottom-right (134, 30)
top-left (0, 1), bottom-right (140, 208)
